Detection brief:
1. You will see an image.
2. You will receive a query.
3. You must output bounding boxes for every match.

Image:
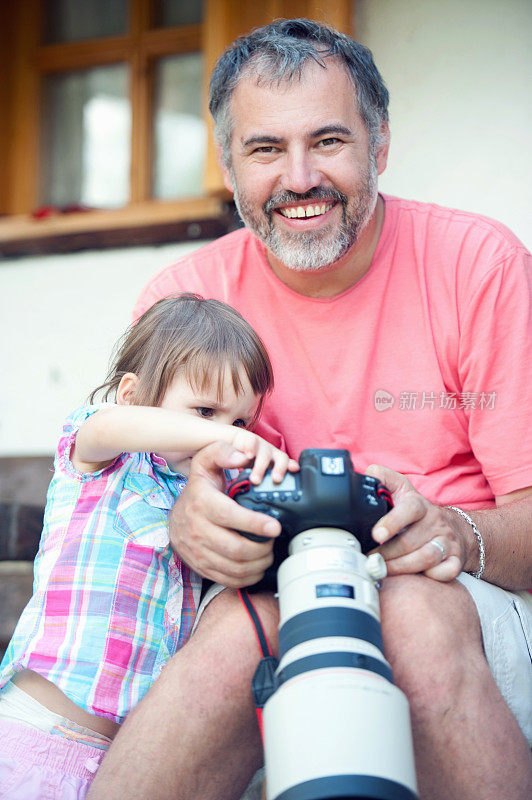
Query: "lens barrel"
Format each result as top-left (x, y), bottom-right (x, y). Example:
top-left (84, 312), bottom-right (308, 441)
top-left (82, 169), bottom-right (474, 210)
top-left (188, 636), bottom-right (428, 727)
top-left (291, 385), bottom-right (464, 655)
top-left (262, 529), bottom-right (418, 800)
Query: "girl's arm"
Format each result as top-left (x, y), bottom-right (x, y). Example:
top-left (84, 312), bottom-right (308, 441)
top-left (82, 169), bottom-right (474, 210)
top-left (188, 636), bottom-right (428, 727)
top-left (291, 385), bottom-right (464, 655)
top-left (72, 405), bottom-right (298, 481)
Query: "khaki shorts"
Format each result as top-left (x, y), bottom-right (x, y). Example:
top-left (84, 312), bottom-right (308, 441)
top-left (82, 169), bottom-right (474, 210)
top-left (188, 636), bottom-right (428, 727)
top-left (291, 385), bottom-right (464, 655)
top-left (194, 575), bottom-right (532, 745)
top-left (456, 573), bottom-right (532, 744)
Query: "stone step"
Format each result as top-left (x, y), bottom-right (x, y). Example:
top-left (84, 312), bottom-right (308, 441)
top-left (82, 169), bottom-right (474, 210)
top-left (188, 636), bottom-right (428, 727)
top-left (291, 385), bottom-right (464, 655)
top-left (0, 561), bottom-right (34, 660)
top-left (0, 503), bottom-right (43, 561)
top-left (0, 502), bottom-right (42, 659)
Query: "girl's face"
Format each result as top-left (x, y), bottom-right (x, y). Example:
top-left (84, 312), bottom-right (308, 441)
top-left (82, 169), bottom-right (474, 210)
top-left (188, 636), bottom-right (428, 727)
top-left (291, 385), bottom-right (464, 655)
top-left (157, 368), bottom-right (260, 474)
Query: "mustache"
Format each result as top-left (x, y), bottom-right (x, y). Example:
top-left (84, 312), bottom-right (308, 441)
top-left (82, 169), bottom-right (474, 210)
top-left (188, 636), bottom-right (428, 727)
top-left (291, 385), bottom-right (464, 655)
top-left (263, 187), bottom-right (348, 216)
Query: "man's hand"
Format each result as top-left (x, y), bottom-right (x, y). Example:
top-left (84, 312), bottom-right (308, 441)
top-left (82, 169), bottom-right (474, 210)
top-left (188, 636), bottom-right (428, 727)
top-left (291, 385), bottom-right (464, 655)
top-left (366, 465), bottom-right (473, 581)
top-left (170, 441), bottom-right (282, 587)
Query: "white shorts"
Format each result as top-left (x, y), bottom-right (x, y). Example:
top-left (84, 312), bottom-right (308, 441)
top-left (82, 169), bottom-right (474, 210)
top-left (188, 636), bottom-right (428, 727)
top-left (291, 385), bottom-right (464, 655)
top-left (195, 575), bottom-right (532, 745)
top-left (456, 573), bottom-right (532, 744)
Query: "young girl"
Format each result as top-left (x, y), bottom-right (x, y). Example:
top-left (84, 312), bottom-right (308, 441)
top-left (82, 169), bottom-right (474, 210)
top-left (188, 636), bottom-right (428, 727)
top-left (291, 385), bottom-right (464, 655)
top-left (0, 293), bottom-right (297, 799)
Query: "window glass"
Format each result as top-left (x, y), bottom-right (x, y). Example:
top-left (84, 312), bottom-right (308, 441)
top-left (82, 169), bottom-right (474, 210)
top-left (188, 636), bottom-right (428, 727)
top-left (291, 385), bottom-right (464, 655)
top-left (154, 0), bottom-right (202, 27)
top-left (43, 0), bottom-right (127, 44)
top-left (152, 53), bottom-right (206, 199)
top-left (41, 64), bottom-right (131, 209)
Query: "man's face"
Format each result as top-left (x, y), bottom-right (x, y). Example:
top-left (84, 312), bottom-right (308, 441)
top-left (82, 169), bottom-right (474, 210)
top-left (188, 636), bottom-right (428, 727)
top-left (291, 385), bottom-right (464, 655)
top-left (222, 59), bottom-right (388, 272)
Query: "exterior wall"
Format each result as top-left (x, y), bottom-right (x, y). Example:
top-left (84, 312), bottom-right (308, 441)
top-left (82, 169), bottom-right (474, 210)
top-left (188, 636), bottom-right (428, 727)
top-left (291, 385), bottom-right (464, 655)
top-left (356, 0), bottom-right (531, 248)
top-left (0, 242), bottom-right (208, 458)
top-left (1, 0), bottom-right (530, 460)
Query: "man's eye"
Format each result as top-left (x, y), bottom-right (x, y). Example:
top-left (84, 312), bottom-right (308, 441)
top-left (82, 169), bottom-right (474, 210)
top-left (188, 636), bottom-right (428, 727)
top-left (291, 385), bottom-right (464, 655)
top-left (253, 146), bottom-right (278, 154)
top-left (196, 407), bottom-right (215, 419)
top-left (318, 137), bottom-right (340, 147)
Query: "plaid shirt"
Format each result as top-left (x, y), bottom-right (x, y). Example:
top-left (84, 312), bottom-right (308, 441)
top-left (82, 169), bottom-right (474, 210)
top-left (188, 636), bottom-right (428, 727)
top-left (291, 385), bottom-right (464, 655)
top-left (0, 405), bottom-right (201, 723)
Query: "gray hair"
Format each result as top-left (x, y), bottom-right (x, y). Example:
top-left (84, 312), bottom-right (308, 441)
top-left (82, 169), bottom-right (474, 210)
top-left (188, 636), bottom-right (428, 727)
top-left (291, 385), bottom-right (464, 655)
top-left (209, 18), bottom-right (389, 167)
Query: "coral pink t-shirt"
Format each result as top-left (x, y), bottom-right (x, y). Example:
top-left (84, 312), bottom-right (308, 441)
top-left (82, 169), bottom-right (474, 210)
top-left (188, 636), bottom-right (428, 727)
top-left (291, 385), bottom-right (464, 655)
top-left (134, 195), bottom-right (532, 508)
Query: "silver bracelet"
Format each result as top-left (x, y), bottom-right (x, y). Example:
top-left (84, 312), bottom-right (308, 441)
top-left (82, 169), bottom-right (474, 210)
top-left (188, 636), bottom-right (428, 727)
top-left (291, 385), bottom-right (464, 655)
top-left (446, 506), bottom-right (485, 579)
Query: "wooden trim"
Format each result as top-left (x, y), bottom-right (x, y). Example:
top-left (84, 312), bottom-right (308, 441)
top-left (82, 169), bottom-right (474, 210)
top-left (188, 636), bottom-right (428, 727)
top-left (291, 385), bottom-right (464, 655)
top-left (35, 34), bottom-right (202, 75)
top-left (203, 0), bottom-right (232, 196)
top-left (305, 0), bottom-right (352, 33)
top-left (0, 216), bottom-right (235, 258)
top-left (7, 0), bottom-right (42, 215)
top-left (130, 0), bottom-right (152, 36)
top-left (35, 28), bottom-right (202, 74)
top-left (0, 197), bottom-right (225, 240)
top-left (130, 49), bottom-right (153, 203)
top-left (0, 4), bottom-right (15, 213)
top-left (35, 38), bottom-right (134, 72)
top-left (141, 26), bottom-right (202, 58)
top-left (0, 198), bottom-right (235, 257)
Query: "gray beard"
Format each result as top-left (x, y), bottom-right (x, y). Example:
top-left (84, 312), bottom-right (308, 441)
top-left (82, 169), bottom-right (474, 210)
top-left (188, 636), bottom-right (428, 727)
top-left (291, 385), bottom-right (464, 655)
top-left (231, 160), bottom-right (379, 272)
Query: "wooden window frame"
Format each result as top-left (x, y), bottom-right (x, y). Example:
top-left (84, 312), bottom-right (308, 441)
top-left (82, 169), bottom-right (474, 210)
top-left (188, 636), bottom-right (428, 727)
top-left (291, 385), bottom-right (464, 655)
top-left (0, 0), bottom-right (351, 256)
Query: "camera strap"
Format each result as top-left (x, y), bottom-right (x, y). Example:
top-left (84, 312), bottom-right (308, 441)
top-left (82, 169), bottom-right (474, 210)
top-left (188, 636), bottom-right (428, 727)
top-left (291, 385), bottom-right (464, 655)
top-left (238, 588), bottom-right (279, 741)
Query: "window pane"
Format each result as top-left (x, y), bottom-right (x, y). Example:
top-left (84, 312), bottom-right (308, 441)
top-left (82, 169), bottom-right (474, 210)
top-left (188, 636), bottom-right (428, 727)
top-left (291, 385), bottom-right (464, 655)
top-left (41, 65), bottom-right (131, 209)
top-left (43, 0), bottom-right (127, 44)
top-left (154, 0), bottom-right (203, 27)
top-left (152, 53), bottom-right (206, 200)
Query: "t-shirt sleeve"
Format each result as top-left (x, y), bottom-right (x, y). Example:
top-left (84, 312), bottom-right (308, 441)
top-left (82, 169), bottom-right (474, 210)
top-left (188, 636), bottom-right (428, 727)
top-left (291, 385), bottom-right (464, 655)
top-left (457, 248), bottom-right (532, 496)
top-left (55, 404), bottom-right (124, 482)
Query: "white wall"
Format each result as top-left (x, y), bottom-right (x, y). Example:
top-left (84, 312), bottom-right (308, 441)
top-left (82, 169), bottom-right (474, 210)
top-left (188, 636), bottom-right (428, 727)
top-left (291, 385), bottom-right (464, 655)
top-left (0, 242), bottom-right (207, 456)
top-left (356, 0), bottom-right (532, 248)
top-left (1, 0), bottom-right (530, 456)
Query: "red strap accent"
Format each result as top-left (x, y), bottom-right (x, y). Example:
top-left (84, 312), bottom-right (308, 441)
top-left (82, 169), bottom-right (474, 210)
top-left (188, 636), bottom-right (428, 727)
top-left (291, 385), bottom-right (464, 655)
top-left (228, 477), bottom-right (252, 499)
top-left (256, 707), bottom-right (264, 740)
top-left (377, 485), bottom-right (393, 507)
top-left (238, 588), bottom-right (276, 745)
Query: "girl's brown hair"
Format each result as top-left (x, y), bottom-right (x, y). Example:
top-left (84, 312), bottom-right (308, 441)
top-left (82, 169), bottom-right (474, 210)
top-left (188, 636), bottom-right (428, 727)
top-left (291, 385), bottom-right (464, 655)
top-left (89, 293), bottom-right (273, 423)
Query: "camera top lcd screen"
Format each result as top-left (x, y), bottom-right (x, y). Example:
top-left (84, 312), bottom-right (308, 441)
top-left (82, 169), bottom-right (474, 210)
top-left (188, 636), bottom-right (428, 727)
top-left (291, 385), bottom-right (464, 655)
top-left (257, 473), bottom-right (297, 493)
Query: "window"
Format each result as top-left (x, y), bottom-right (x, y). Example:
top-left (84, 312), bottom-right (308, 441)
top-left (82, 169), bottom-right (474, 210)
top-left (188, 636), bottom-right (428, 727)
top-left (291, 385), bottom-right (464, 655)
top-left (41, 64), bottom-right (132, 209)
top-left (0, 0), bottom-right (351, 254)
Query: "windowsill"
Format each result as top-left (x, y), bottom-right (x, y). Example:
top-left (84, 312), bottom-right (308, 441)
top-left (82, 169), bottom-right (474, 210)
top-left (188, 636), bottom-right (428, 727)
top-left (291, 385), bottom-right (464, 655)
top-left (0, 196), bottom-right (237, 257)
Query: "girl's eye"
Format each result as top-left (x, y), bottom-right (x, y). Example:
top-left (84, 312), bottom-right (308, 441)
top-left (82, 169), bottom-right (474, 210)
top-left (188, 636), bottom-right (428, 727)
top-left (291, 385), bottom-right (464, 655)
top-left (232, 419), bottom-right (247, 428)
top-left (196, 407), bottom-right (215, 419)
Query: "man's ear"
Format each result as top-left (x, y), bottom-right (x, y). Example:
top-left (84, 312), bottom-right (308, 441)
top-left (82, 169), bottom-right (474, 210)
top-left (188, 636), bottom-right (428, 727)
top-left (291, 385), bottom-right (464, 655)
top-left (116, 373), bottom-right (139, 406)
top-left (375, 122), bottom-right (390, 176)
top-left (215, 142), bottom-right (234, 194)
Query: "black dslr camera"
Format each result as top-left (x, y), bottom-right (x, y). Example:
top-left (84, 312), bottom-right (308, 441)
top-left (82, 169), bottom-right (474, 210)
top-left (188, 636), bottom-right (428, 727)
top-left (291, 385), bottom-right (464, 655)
top-left (227, 448), bottom-right (392, 590)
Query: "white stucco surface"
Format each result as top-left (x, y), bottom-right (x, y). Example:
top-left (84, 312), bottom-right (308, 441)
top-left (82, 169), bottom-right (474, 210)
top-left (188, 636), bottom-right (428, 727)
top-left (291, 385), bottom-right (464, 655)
top-left (1, 0), bottom-right (530, 456)
top-left (0, 242), bottom-right (208, 455)
top-left (356, 0), bottom-right (532, 248)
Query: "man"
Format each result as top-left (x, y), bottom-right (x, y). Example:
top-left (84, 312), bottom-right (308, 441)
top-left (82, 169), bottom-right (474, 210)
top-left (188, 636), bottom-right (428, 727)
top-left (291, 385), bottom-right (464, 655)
top-left (88, 19), bottom-right (532, 800)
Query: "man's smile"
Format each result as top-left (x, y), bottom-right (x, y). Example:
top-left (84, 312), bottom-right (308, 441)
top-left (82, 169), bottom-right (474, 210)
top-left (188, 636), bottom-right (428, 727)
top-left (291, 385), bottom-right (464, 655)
top-left (276, 201), bottom-right (336, 219)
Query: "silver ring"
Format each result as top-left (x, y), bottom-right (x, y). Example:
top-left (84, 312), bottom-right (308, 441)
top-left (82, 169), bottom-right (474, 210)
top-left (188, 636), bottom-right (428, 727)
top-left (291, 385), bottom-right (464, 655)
top-left (429, 539), bottom-right (446, 561)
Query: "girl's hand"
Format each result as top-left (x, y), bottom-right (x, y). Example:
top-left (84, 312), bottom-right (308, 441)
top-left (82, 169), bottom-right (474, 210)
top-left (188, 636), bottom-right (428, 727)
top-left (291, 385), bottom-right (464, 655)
top-left (230, 429), bottom-right (299, 485)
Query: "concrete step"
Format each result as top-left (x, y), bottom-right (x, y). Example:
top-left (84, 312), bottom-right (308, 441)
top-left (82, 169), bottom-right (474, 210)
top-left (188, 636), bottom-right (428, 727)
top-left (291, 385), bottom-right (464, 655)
top-left (0, 502), bottom-right (42, 659)
top-left (0, 561), bottom-right (34, 660)
top-left (0, 503), bottom-right (43, 561)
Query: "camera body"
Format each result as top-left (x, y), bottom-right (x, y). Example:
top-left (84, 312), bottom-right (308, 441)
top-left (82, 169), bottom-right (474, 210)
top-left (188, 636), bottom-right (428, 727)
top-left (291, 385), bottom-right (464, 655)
top-left (228, 448), bottom-right (392, 590)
